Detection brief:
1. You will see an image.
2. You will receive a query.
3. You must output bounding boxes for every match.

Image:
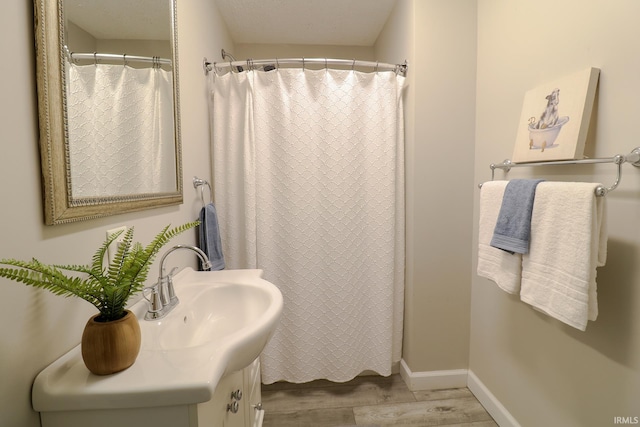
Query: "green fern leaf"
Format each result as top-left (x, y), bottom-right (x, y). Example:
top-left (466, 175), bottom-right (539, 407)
top-left (0, 221), bottom-right (200, 322)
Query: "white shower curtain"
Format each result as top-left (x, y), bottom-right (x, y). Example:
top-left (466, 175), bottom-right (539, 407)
top-left (66, 62), bottom-right (176, 198)
top-left (210, 68), bottom-right (405, 383)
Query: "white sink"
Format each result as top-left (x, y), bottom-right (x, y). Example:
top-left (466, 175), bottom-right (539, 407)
top-left (150, 283), bottom-right (269, 350)
top-left (32, 268), bottom-right (283, 412)
top-left (140, 269), bottom-right (282, 372)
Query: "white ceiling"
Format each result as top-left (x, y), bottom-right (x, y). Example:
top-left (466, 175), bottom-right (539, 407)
top-left (65, 0), bottom-right (171, 40)
top-left (214, 0), bottom-right (398, 46)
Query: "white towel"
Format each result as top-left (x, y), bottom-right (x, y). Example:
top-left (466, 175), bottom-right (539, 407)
top-left (520, 182), bottom-right (607, 331)
top-left (477, 181), bottom-right (523, 294)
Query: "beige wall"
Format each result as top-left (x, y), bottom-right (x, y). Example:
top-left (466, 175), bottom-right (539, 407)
top-left (235, 43), bottom-right (375, 63)
top-left (66, 21), bottom-right (172, 60)
top-left (376, 0), bottom-right (477, 373)
top-left (472, 0), bottom-right (640, 425)
top-left (66, 20), bottom-right (96, 52)
top-left (0, 1), bottom-right (233, 426)
top-left (97, 40), bottom-right (172, 62)
top-left (407, 0), bottom-right (476, 373)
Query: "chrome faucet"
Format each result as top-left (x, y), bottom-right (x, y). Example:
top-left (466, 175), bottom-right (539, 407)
top-left (143, 245), bottom-right (212, 320)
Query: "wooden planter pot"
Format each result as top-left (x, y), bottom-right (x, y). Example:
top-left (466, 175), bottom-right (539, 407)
top-left (81, 310), bottom-right (141, 375)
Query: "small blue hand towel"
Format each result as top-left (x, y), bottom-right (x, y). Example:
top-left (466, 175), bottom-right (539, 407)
top-left (198, 202), bottom-right (225, 270)
top-left (490, 179), bottom-right (544, 254)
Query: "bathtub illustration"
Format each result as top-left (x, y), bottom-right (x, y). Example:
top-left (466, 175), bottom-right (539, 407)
top-left (528, 116), bottom-right (569, 151)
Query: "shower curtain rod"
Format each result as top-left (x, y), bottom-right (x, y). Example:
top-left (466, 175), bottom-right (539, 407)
top-left (67, 50), bottom-right (172, 67)
top-left (205, 57), bottom-right (408, 76)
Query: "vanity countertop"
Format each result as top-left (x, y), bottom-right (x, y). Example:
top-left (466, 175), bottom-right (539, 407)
top-left (32, 338), bottom-right (226, 411)
top-left (32, 268), bottom-right (283, 413)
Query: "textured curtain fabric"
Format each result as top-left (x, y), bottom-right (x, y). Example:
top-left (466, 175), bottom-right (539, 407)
top-left (210, 68), bottom-right (405, 383)
top-left (66, 62), bottom-right (176, 198)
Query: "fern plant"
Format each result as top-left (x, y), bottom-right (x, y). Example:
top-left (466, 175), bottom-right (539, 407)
top-left (0, 221), bottom-right (199, 322)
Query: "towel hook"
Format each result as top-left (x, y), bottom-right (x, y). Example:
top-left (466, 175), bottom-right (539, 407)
top-left (203, 57), bottom-right (212, 75)
top-left (193, 176), bottom-right (213, 206)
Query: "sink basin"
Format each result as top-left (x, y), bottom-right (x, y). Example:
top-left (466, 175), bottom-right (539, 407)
top-left (139, 269), bottom-right (282, 372)
top-left (32, 268), bottom-right (283, 412)
top-left (150, 283), bottom-right (270, 350)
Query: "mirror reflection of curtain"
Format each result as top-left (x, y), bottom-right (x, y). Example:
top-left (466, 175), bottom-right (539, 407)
top-left (66, 62), bottom-right (176, 198)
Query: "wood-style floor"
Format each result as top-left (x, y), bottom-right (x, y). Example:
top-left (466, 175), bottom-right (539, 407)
top-left (261, 374), bottom-right (498, 427)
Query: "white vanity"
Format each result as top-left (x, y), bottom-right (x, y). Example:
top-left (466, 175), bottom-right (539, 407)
top-left (202, 358), bottom-right (264, 427)
top-left (32, 269), bottom-right (283, 427)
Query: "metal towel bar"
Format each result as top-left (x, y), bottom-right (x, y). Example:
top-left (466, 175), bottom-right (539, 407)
top-left (483, 147), bottom-right (640, 196)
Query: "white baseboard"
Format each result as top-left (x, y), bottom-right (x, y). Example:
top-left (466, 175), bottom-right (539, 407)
top-left (467, 370), bottom-right (521, 427)
top-left (398, 360), bottom-right (520, 427)
top-left (399, 359), bottom-right (468, 391)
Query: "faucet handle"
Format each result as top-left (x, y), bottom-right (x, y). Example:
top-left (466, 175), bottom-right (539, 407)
top-left (165, 267), bottom-right (180, 306)
top-left (143, 286), bottom-right (163, 320)
top-left (143, 286), bottom-right (163, 311)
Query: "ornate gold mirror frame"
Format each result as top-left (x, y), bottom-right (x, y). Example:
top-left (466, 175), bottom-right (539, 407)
top-left (33, 0), bottom-right (183, 225)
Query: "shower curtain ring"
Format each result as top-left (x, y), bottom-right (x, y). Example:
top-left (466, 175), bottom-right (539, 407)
top-left (123, 54), bottom-right (128, 67)
top-left (375, 61), bottom-right (379, 73)
top-left (302, 57), bottom-right (305, 71)
top-left (352, 59), bottom-right (356, 71)
top-left (325, 58), bottom-right (328, 70)
top-left (275, 57), bottom-right (279, 70)
top-left (93, 52), bottom-right (98, 66)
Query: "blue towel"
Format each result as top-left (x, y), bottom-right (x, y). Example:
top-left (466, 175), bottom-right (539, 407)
top-left (490, 179), bottom-right (544, 254)
top-left (198, 202), bottom-right (225, 270)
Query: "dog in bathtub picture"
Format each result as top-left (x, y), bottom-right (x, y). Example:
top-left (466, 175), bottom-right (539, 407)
top-left (527, 88), bottom-right (570, 152)
top-left (512, 67), bottom-right (599, 163)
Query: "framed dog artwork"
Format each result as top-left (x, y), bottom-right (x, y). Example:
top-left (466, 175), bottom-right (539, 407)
top-left (512, 67), bottom-right (600, 163)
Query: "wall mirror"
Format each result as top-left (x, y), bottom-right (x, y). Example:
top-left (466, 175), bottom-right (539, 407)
top-left (34, 0), bottom-right (182, 225)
